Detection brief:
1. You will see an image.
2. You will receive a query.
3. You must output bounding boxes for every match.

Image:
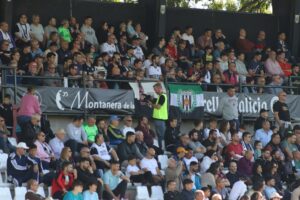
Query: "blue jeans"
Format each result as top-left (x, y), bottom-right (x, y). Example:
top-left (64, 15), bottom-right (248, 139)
top-left (230, 119), bottom-right (240, 131)
top-left (154, 120), bottom-right (166, 149)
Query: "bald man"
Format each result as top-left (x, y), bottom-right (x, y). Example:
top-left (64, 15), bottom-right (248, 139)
top-left (195, 190), bottom-right (205, 200)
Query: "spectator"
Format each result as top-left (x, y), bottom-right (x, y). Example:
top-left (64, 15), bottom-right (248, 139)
top-left (164, 180), bottom-right (181, 200)
top-left (223, 62), bottom-right (239, 85)
top-left (183, 148), bottom-right (198, 171)
top-left (140, 147), bottom-right (164, 184)
top-left (63, 180), bottom-right (84, 200)
top-left (49, 129), bottom-right (66, 159)
top-left (197, 29), bottom-right (213, 51)
top-left (30, 14), bottom-right (44, 44)
top-left (103, 160), bottom-right (129, 200)
top-left (65, 116), bottom-right (88, 153)
top-left (34, 131), bottom-right (55, 170)
top-left (52, 161), bottom-right (75, 199)
top-left (166, 37), bottom-right (178, 60)
top-left (255, 120), bottom-right (273, 147)
top-left (80, 16), bottom-right (99, 48)
top-left (273, 91), bottom-right (291, 137)
top-left (43, 63), bottom-right (61, 86)
top-left (212, 29), bottom-right (229, 48)
top-left (0, 22), bottom-right (15, 50)
top-left (148, 54), bottom-right (162, 80)
top-left (281, 133), bottom-right (297, 160)
top-left (201, 162), bottom-right (221, 188)
top-left (226, 160), bottom-right (240, 187)
top-left (195, 190), bottom-right (205, 200)
top-left (134, 23), bottom-right (148, 50)
top-left (267, 75), bottom-right (283, 95)
top-left (254, 108), bottom-right (269, 131)
top-left (165, 158), bottom-right (183, 191)
top-left (7, 142), bottom-right (38, 186)
top-left (248, 52), bottom-right (264, 76)
top-left (44, 17), bottom-right (58, 39)
top-left (203, 117), bottom-right (220, 139)
top-left (265, 50), bottom-right (284, 76)
top-left (14, 14), bottom-right (31, 47)
top-left (0, 115), bottom-right (14, 153)
top-left (25, 179), bottom-right (48, 200)
top-left (56, 147), bottom-right (73, 171)
top-left (82, 181), bottom-right (99, 200)
top-left (236, 28), bottom-right (255, 54)
top-left (277, 51), bottom-right (292, 77)
top-left (264, 176), bottom-right (278, 200)
top-left (125, 155), bottom-right (152, 184)
top-left (91, 134), bottom-right (119, 170)
top-left (185, 161), bottom-right (202, 190)
top-left (58, 19), bottom-right (72, 43)
top-left (83, 116), bottom-right (98, 143)
top-left (165, 118), bottom-right (180, 153)
top-left (236, 52), bottom-right (248, 83)
top-left (276, 32), bottom-right (290, 59)
top-left (0, 94), bottom-right (13, 132)
top-left (226, 131), bottom-right (244, 161)
top-left (182, 26), bottom-right (195, 46)
top-left (212, 177), bottom-right (230, 200)
top-left (135, 131), bottom-right (148, 156)
top-left (237, 150), bottom-right (254, 177)
top-left (17, 86), bottom-right (41, 126)
top-left (152, 37), bottom-right (166, 57)
top-left (188, 131), bottom-right (206, 159)
top-left (180, 178), bottom-right (194, 200)
top-left (228, 176), bottom-right (248, 200)
top-left (241, 131), bottom-right (254, 152)
top-left (122, 115), bottom-right (135, 137)
top-left (107, 115), bottom-right (124, 146)
top-left (135, 116), bottom-right (156, 147)
top-left (255, 30), bottom-right (266, 52)
top-left (19, 114), bottom-right (41, 145)
top-left (200, 150), bottom-right (218, 174)
top-left (202, 129), bottom-right (219, 152)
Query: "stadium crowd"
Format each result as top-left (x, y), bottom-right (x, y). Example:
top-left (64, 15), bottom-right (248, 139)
top-left (0, 13), bottom-right (300, 200)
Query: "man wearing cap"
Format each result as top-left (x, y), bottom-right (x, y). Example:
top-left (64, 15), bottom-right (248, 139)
top-left (107, 115), bottom-right (125, 146)
top-left (49, 128), bottom-right (65, 159)
top-left (254, 108), bottom-right (270, 131)
top-left (7, 142), bottom-right (38, 186)
top-left (149, 82), bottom-right (168, 149)
top-left (131, 35), bottom-right (144, 60)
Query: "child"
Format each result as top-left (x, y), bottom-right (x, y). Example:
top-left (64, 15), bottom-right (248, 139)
top-left (63, 180), bottom-right (84, 200)
top-left (83, 181), bottom-right (98, 200)
top-left (126, 155), bottom-right (152, 185)
top-left (254, 140), bottom-right (263, 160)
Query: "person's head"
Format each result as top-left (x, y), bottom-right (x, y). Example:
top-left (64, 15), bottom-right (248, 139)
top-left (237, 52), bottom-right (245, 61)
top-left (208, 129), bottom-right (217, 141)
top-left (262, 120), bottom-right (270, 130)
top-left (36, 131), bottom-right (46, 142)
top-left (97, 118), bottom-right (107, 129)
top-left (262, 148), bottom-right (271, 160)
top-left (123, 115), bottom-right (133, 127)
top-left (228, 160), bottom-right (237, 173)
top-left (185, 26), bottom-right (193, 35)
top-left (135, 131), bottom-right (144, 142)
top-left (27, 179), bottom-right (39, 192)
top-left (278, 91), bottom-right (287, 102)
top-left (72, 180), bottom-right (84, 194)
top-left (109, 115), bottom-right (120, 127)
top-left (216, 177), bottom-right (226, 189)
top-left (0, 22), bottom-right (9, 32)
top-left (86, 116), bottom-right (96, 127)
top-left (254, 140), bottom-right (263, 150)
top-left (278, 32), bottom-right (286, 41)
top-left (254, 52), bottom-right (262, 62)
top-left (169, 118), bottom-right (177, 128)
top-left (195, 190), bottom-right (205, 200)
top-left (231, 131), bottom-right (240, 143)
top-left (287, 133), bottom-right (297, 144)
top-left (228, 62), bottom-right (237, 73)
top-left (251, 192), bottom-right (264, 200)
top-left (126, 131), bottom-right (136, 144)
top-left (54, 128), bottom-right (65, 141)
top-left (189, 131), bottom-right (199, 141)
top-left (61, 147), bottom-right (72, 160)
top-left (84, 16), bottom-right (93, 26)
top-left (147, 147), bottom-right (156, 158)
top-left (2, 94), bottom-right (11, 105)
top-left (128, 155), bottom-right (137, 166)
top-left (19, 14), bottom-right (28, 24)
top-left (245, 150), bottom-right (254, 160)
top-left (95, 134), bottom-right (105, 145)
top-left (61, 19), bottom-right (69, 28)
top-left (190, 161), bottom-right (199, 173)
top-left (80, 147), bottom-right (90, 158)
top-left (88, 181), bottom-right (98, 193)
top-left (207, 161), bottom-right (220, 174)
top-left (212, 194), bottom-right (222, 200)
top-left (242, 132), bottom-right (252, 143)
top-left (270, 133), bottom-right (281, 145)
top-left (79, 157), bottom-right (91, 170)
top-left (265, 176), bottom-right (275, 186)
top-left (110, 160), bottom-right (120, 173)
top-left (31, 114), bottom-right (41, 126)
top-left (227, 86), bottom-right (236, 97)
top-left (258, 30), bottom-right (266, 40)
top-left (28, 143), bottom-right (37, 157)
top-left (183, 178), bottom-right (194, 191)
top-left (185, 148), bottom-right (194, 159)
top-left (62, 161), bottom-right (74, 173)
top-left (269, 50), bottom-right (277, 60)
top-left (179, 133), bottom-right (190, 145)
top-left (167, 180), bottom-right (177, 192)
top-left (239, 28), bottom-right (246, 38)
top-left (73, 116), bottom-right (84, 127)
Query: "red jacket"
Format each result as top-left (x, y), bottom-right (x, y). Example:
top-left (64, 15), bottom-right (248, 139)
top-left (226, 142), bottom-right (243, 160)
top-left (51, 171), bottom-right (74, 195)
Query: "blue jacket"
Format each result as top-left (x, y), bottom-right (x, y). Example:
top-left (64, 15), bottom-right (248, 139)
top-left (7, 152), bottom-right (29, 178)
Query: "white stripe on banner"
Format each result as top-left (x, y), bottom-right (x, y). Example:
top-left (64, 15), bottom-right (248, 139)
top-left (170, 93), bottom-right (179, 106)
top-left (196, 94), bottom-right (204, 107)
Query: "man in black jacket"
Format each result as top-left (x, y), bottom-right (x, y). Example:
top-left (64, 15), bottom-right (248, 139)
top-left (164, 118), bottom-right (180, 153)
top-left (180, 178), bottom-right (194, 200)
top-left (77, 157), bottom-right (103, 199)
top-left (164, 180), bottom-right (181, 200)
top-left (20, 114), bottom-right (41, 145)
top-left (0, 94), bottom-right (13, 133)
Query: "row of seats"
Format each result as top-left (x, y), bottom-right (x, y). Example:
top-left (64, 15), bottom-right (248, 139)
top-left (0, 186), bottom-right (49, 200)
top-left (136, 186), bottom-right (164, 200)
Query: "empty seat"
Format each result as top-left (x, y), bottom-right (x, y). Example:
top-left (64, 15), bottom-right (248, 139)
top-left (0, 153), bottom-right (8, 171)
top-left (37, 186), bottom-right (45, 197)
top-left (0, 187), bottom-right (12, 200)
top-left (150, 186), bottom-right (164, 200)
top-left (158, 155), bottom-right (168, 170)
top-left (14, 186), bottom-right (27, 200)
top-left (136, 186), bottom-right (150, 200)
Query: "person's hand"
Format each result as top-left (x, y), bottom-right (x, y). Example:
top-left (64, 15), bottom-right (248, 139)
top-left (97, 178), bottom-right (103, 185)
top-left (33, 165), bottom-right (39, 173)
top-left (121, 175), bottom-right (130, 182)
top-left (82, 141), bottom-right (88, 145)
top-left (104, 160), bottom-right (110, 167)
top-left (113, 195), bottom-right (120, 200)
top-left (63, 189), bottom-right (67, 193)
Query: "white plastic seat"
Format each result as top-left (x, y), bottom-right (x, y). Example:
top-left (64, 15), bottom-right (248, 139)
top-left (0, 153), bottom-right (8, 171)
top-left (37, 186), bottom-right (45, 197)
top-left (150, 185), bottom-right (164, 200)
top-left (14, 186), bottom-right (27, 200)
top-left (136, 186), bottom-right (150, 200)
top-left (48, 186), bottom-right (52, 197)
top-left (158, 155), bottom-right (168, 170)
top-left (0, 187), bottom-right (12, 200)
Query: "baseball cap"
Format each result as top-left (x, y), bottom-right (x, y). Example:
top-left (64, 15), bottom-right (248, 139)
top-left (260, 108), bottom-right (269, 114)
top-left (109, 115), bottom-right (120, 122)
top-left (132, 35), bottom-right (141, 40)
top-left (16, 142), bottom-right (29, 149)
top-left (176, 147), bottom-right (187, 154)
top-left (270, 192), bottom-right (282, 199)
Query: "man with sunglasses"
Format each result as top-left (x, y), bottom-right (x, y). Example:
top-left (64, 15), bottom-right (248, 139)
top-left (122, 116), bottom-right (135, 137)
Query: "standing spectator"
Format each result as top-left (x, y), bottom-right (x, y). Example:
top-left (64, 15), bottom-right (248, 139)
top-left (107, 115), bottom-right (124, 146)
top-left (236, 28), bottom-right (255, 54)
top-left (255, 120), bottom-right (273, 147)
top-left (44, 17), bottom-right (58, 39)
top-left (237, 150), bottom-right (254, 177)
top-left (217, 86), bottom-right (239, 130)
top-left (83, 116), bottom-right (98, 143)
top-left (273, 91), bottom-right (291, 136)
top-left (103, 160), bottom-right (129, 200)
top-left (180, 178), bottom-right (194, 200)
top-left (30, 14), bottom-right (44, 44)
top-left (150, 82), bottom-right (168, 148)
top-left (49, 129), bottom-right (65, 159)
top-left (14, 14), bottom-right (31, 47)
top-left (165, 158), bottom-right (183, 191)
top-left (63, 180), bottom-right (84, 200)
top-left (17, 86), bottom-right (41, 126)
top-left (276, 32), bottom-right (290, 59)
top-left (7, 142), bottom-right (38, 186)
top-left (0, 22), bottom-right (15, 50)
top-left (164, 180), bottom-right (181, 200)
top-left (265, 50), bottom-right (284, 76)
top-left (58, 19), bottom-right (72, 43)
top-left (81, 16), bottom-right (99, 48)
top-left (65, 116), bottom-right (88, 153)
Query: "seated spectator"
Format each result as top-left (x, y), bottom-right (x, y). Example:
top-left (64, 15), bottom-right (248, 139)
top-left (267, 74), bottom-right (283, 95)
top-left (212, 177), bottom-right (230, 200)
top-left (30, 14), bottom-right (44, 44)
top-left (197, 29), bottom-right (213, 51)
top-left (117, 131), bottom-right (143, 163)
top-left (203, 118), bottom-right (220, 139)
top-left (248, 52), bottom-right (264, 76)
top-left (44, 17), bottom-right (58, 39)
top-left (19, 114), bottom-right (41, 145)
top-left (63, 180), bottom-right (84, 200)
top-left (241, 131), bottom-right (254, 152)
top-left (255, 30), bottom-right (267, 52)
top-left (255, 120), bottom-right (273, 147)
top-left (223, 62), bottom-right (239, 85)
top-left (103, 160), bottom-right (129, 200)
top-left (0, 22), bottom-right (15, 50)
top-left (180, 178), bottom-right (194, 200)
top-left (134, 23), bottom-right (148, 50)
top-left (188, 131), bottom-right (206, 159)
top-left (201, 162), bottom-right (220, 188)
top-left (184, 161), bottom-right (202, 191)
top-left (166, 158), bottom-right (183, 191)
top-left (22, 61), bottom-right (43, 85)
top-left (122, 115), bottom-right (135, 137)
top-left (264, 176), bottom-right (278, 200)
top-left (58, 19), bottom-right (72, 43)
top-left (83, 116), bottom-right (98, 143)
top-left (281, 133), bottom-right (297, 160)
top-left (52, 161), bottom-right (75, 199)
top-left (68, 64), bottom-right (82, 88)
top-left (131, 36), bottom-right (144, 60)
top-left (235, 52), bottom-right (248, 83)
top-left (164, 180), bottom-right (181, 200)
top-left (165, 118), bottom-right (180, 153)
top-left (200, 150), bottom-right (218, 174)
top-left (25, 179), bottom-right (48, 200)
top-left (49, 129), bottom-right (65, 159)
top-left (135, 131), bottom-right (149, 156)
top-left (56, 147), bottom-right (74, 171)
top-left (91, 134), bottom-right (119, 170)
top-left (100, 34), bottom-right (117, 57)
top-left (65, 116), bottom-right (88, 153)
top-left (254, 108), bottom-right (269, 131)
top-left (226, 160), bottom-right (240, 188)
top-left (235, 28), bottom-right (254, 54)
top-left (228, 176), bottom-right (248, 200)
top-left (202, 129), bottom-right (219, 152)
top-left (17, 86), bottom-right (41, 126)
top-left (152, 37), bottom-right (166, 57)
top-left (213, 41), bottom-right (225, 60)
top-left (0, 94), bottom-right (13, 132)
top-left (265, 50), bottom-right (284, 76)
top-left (34, 131), bottom-right (55, 170)
top-left (147, 54), bottom-right (163, 80)
top-left (226, 131), bottom-right (244, 161)
top-left (126, 155), bottom-right (152, 184)
top-left (212, 29), bottom-right (229, 49)
top-left (140, 147), bottom-right (164, 184)
top-left (107, 115), bottom-right (125, 146)
top-left (237, 150), bottom-right (254, 177)
top-left (177, 39), bottom-right (191, 70)
top-left (166, 37), bottom-right (178, 60)
top-left (83, 180), bottom-right (99, 200)
top-left (43, 63), bottom-right (61, 87)
top-left (76, 157), bottom-right (103, 199)
top-left (277, 51), bottom-right (292, 77)
top-left (30, 39), bottom-right (43, 58)
top-left (7, 142), bottom-right (38, 186)
top-left (183, 148), bottom-right (198, 171)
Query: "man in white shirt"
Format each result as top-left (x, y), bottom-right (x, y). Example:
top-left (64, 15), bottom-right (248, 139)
top-left (183, 148), bottom-right (198, 171)
top-left (100, 34), bottom-right (118, 57)
top-left (131, 36), bottom-right (144, 60)
top-left (148, 55), bottom-right (162, 80)
top-left (182, 26), bottom-right (195, 45)
top-left (122, 116), bottom-right (135, 137)
top-left (49, 129), bottom-right (66, 159)
top-left (140, 147), bottom-right (164, 184)
top-left (228, 176), bottom-right (248, 200)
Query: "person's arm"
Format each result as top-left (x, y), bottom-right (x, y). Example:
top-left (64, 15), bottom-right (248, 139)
top-left (33, 97), bottom-right (41, 114)
top-left (133, 144), bottom-right (144, 160)
top-left (66, 124), bottom-right (76, 140)
top-left (80, 127), bottom-right (88, 144)
top-left (104, 184), bottom-right (119, 200)
top-left (152, 95), bottom-right (165, 109)
top-left (273, 102), bottom-right (282, 126)
top-left (109, 148), bottom-right (119, 161)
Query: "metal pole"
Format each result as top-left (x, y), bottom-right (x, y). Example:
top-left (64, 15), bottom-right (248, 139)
top-left (70, 0), bottom-right (73, 17)
top-left (14, 68), bottom-right (17, 104)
